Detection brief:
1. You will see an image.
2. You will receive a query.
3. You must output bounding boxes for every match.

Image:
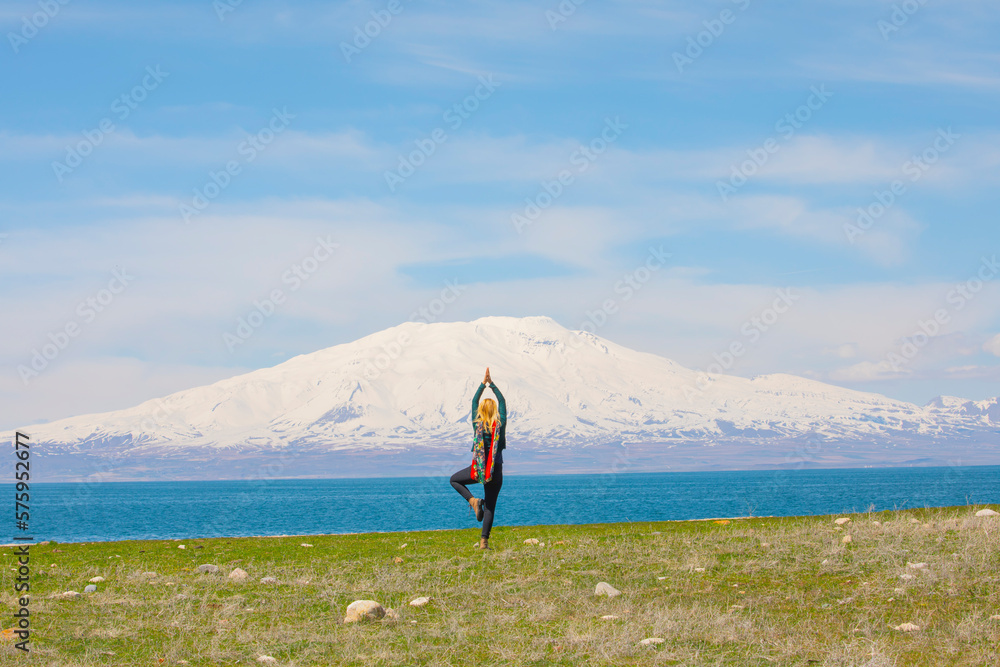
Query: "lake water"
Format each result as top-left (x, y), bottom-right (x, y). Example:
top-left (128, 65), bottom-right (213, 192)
top-left (18, 465), bottom-right (1000, 543)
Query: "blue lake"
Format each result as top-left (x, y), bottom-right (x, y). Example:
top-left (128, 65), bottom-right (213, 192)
top-left (18, 465), bottom-right (1000, 543)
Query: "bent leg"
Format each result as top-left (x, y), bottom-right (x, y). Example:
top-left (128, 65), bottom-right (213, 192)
top-left (449, 467), bottom-right (475, 502)
top-left (481, 466), bottom-right (503, 539)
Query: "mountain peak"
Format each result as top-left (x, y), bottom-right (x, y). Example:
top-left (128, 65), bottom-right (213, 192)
top-left (25, 316), bottom-right (1000, 480)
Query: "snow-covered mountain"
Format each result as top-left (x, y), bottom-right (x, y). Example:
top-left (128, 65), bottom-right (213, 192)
top-left (27, 316), bottom-right (1000, 481)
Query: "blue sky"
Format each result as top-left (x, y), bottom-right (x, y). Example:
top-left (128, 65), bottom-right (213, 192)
top-left (2, 0), bottom-right (999, 429)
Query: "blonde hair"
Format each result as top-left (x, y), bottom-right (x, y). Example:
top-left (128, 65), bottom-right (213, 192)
top-left (476, 398), bottom-right (498, 429)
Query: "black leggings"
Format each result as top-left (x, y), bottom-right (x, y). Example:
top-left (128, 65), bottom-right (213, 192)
top-left (450, 457), bottom-right (503, 539)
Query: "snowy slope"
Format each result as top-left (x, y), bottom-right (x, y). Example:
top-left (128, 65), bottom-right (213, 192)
top-left (26, 316), bottom-right (1000, 479)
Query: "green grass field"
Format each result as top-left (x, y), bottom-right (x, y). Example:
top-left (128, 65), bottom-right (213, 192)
top-left (2, 504), bottom-right (999, 666)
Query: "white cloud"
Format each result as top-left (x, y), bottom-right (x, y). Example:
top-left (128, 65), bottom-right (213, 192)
top-left (984, 333), bottom-right (1000, 356)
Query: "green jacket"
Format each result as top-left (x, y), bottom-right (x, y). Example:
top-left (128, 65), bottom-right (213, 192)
top-left (472, 381), bottom-right (507, 452)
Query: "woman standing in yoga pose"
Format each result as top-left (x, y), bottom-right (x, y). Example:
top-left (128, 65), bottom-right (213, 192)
top-left (450, 367), bottom-right (506, 550)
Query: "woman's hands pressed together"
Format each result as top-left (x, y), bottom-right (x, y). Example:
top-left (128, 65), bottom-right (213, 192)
top-left (483, 367), bottom-right (492, 385)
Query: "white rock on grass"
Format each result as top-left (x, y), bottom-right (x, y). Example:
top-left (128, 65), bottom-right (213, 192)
top-left (600, 615), bottom-right (619, 620)
top-left (300, 543), bottom-right (313, 548)
top-left (594, 582), bottom-right (621, 597)
top-left (344, 600), bottom-right (385, 623)
top-left (657, 576), bottom-right (667, 581)
top-left (257, 656), bottom-right (278, 664)
top-left (409, 597), bottom-right (431, 607)
top-left (894, 622), bottom-right (920, 632)
top-left (229, 568), bottom-right (248, 582)
top-left (899, 574), bottom-right (915, 580)
top-left (639, 637), bottom-right (665, 645)
top-left (178, 545), bottom-right (186, 549)
top-left (842, 535), bottom-right (852, 544)
top-left (399, 543), bottom-right (408, 549)
top-left (834, 517), bottom-right (851, 525)
top-left (51, 591), bottom-right (81, 600)
top-left (976, 509), bottom-right (999, 517)
top-left (907, 562), bottom-right (928, 570)
top-left (693, 567), bottom-right (706, 573)
top-left (260, 577), bottom-right (278, 584)
top-left (84, 585), bottom-right (97, 593)
top-left (89, 576), bottom-right (105, 583)
top-left (523, 538), bottom-right (540, 545)
top-left (196, 564), bottom-right (219, 574)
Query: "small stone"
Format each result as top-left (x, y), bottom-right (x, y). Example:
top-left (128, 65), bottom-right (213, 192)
top-left (89, 576), bottom-right (105, 583)
top-left (540, 542), bottom-right (545, 547)
top-left (975, 509), bottom-right (999, 517)
top-left (639, 637), bottom-right (665, 645)
top-left (842, 535), bottom-right (852, 544)
top-left (894, 622), bottom-right (920, 632)
top-left (693, 567), bottom-right (706, 572)
top-left (300, 543), bottom-right (313, 548)
top-left (257, 656), bottom-right (278, 664)
top-left (51, 591), bottom-right (81, 600)
top-left (409, 597), bottom-right (430, 607)
top-left (760, 542), bottom-right (770, 547)
top-left (821, 559), bottom-right (829, 565)
top-left (899, 574), bottom-right (915, 580)
top-left (344, 600), bottom-right (385, 623)
top-left (141, 572), bottom-right (157, 578)
top-left (894, 588), bottom-right (905, 593)
top-left (656, 576), bottom-right (667, 581)
top-left (393, 556), bottom-right (404, 564)
top-left (178, 545), bottom-right (186, 549)
top-left (196, 564), bottom-right (219, 574)
top-left (399, 543), bottom-right (408, 549)
top-left (523, 538), bottom-right (540, 545)
top-left (834, 517), bottom-right (851, 525)
top-left (260, 577), bottom-right (278, 584)
top-left (600, 615), bottom-right (619, 620)
top-left (907, 562), bottom-right (927, 570)
top-left (84, 585), bottom-right (97, 593)
top-left (228, 568), bottom-right (248, 582)
top-left (594, 582), bottom-right (621, 597)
